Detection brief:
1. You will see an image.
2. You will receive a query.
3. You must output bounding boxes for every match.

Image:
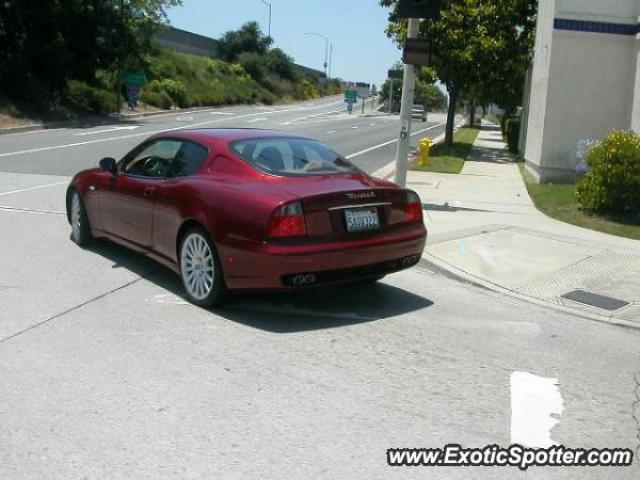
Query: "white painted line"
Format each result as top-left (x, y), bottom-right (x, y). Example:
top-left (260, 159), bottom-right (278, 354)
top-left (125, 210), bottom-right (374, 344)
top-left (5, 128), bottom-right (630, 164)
top-left (281, 108), bottom-right (343, 126)
top-left (210, 112), bottom-right (234, 115)
top-left (351, 126), bottom-right (359, 129)
top-left (510, 372), bottom-right (564, 448)
top-left (246, 117), bottom-right (267, 123)
top-left (346, 122), bottom-right (445, 160)
top-left (0, 205), bottom-right (65, 215)
top-left (175, 116), bottom-right (194, 122)
top-left (326, 130), bottom-right (337, 134)
top-left (370, 123), bottom-right (376, 126)
top-left (75, 125), bottom-right (140, 136)
top-left (0, 109), bottom-right (297, 159)
top-left (0, 181), bottom-right (68, 197)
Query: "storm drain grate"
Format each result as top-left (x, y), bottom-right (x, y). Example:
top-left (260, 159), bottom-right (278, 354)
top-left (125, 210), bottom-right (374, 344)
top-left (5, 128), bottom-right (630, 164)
top-left (561, 290), bottom-right (629, 311)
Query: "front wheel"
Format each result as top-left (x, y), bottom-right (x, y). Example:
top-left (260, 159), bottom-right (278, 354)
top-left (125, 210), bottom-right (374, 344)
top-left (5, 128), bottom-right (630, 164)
top-left (179, 228), bottom-right (228, 307)
top-left (69, 189), bottom-right (92, 246)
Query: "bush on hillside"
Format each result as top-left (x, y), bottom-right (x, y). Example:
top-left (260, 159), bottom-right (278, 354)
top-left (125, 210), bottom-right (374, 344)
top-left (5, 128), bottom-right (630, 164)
top-left (576, 130), bottom-right (640, 215)
top-left (139, 89), bottom-right (173, 110)
top-left (67, 80), bottom-right (115, 114)
top-left (146, 79), bottom-right (188, 108)
top-left (237, 52), bottom-right (268, 83)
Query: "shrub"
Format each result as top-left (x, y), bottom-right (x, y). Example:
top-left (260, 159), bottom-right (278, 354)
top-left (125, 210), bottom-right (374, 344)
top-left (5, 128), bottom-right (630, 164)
top-left (146, 79), bottom-right (188, 108)
top-left (576, 130), bottom-right (640, 215)
top-left (139, 89), bottom-right (173, 110)
top-left (237, 52), bottom-right (268, 83)
top-left (504, 118), bottom-right (521, 153)
top-left (66, 80), bottom-right (115, 114)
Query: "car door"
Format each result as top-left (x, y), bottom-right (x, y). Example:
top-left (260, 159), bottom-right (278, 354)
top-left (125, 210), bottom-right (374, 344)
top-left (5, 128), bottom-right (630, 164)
top-left (101, 139), bottom-right (182, 248)
top-left (152, 140), bottom-right (210, 261)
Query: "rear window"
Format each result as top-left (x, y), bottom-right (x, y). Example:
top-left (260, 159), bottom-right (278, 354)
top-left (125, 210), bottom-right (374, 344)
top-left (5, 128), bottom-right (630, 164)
top-left (229, 137), bottom-right (359, 176)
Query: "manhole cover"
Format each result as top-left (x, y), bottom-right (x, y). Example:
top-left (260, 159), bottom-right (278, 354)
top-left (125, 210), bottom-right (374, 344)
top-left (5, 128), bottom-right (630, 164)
top-left (561, 290), bottom-right (629, 311)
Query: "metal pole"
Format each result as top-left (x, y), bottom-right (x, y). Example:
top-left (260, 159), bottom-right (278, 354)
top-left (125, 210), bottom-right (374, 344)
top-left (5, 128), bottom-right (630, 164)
top-left (259, 0), bottom-right (271, 39)
top-left (393, 18), bottom-right (420, 187)
top-left (328, 44), bottom-right (333, 79)
top-left (323, 38), bottom-right (328, 78)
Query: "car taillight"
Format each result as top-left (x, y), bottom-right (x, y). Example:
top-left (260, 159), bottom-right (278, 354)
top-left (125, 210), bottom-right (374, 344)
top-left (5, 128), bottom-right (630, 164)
top-left (404, 191), bottom-right (423, 223)
top-left (268, 201), bottom-right (307, 238)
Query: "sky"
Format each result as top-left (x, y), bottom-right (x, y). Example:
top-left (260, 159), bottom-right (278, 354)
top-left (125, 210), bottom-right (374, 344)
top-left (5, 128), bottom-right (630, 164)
top-left (166, 0), bottom-right (402, 88)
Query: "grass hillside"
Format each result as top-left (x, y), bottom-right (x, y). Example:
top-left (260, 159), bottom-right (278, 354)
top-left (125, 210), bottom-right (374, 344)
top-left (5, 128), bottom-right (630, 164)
top-left (63, 47), bottom-right (335, 115)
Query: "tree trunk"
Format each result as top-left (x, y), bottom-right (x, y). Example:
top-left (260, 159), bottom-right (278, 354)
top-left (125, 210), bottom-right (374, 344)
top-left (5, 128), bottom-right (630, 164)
top-left (469, 102), bottom-right (476, 127)
top-left (445, 87), bottom-right (458, 147)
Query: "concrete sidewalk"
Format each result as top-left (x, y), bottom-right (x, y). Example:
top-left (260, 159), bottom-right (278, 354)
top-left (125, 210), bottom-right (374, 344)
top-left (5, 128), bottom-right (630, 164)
top-left (410, 123), bottom-right (640, 328)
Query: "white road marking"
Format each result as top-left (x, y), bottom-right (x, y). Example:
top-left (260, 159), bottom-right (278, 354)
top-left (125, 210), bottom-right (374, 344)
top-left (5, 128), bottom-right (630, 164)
top-left (0, 109), bottom-right (298, 158)
top-left (0, 205), bottom-right (65, 215)
top-left (370, 123), bottom-right (376, 126)
top-left (510, 372), bottom-right (564, 448)
top-left (351, 126), bottom-right (359, 129)
top-left (176, 116), bottom-right (194, 122)
top-left (346, 123), bottom-right (446, 159)
top-left (210, 112), bottom-right (234, 115)
top-left (0, 181), bottom-right (68, 197)
top-left (74, 125), bottom-right (140, 136)
top-left (281, 108), bottom-right (344, 125)
top-left (246, 117), bottom-right (267, 123)
top-left (327, 130), bottom-right (337, 134)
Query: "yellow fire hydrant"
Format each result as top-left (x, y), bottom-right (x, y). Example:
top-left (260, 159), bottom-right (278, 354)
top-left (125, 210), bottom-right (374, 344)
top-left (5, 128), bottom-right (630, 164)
top-left (419, 138), bottom-right (431, 166)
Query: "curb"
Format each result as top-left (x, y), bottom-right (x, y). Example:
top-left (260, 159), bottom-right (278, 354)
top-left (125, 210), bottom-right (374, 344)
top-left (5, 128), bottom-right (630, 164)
top-left (419, 251), bottom-right (640, 331)
top-left (371, 119), bottom-right (464, 181)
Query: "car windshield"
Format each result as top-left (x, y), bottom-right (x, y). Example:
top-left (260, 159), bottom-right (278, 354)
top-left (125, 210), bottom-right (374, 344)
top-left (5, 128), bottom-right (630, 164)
top-left (229, 137), bottom-right (360, 176)
top-left (412, 105), bottom-right (424, 111)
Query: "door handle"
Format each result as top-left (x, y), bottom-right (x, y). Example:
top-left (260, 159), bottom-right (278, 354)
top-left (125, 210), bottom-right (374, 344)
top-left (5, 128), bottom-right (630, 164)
top-left (143, 187), bottom-right (155, 198)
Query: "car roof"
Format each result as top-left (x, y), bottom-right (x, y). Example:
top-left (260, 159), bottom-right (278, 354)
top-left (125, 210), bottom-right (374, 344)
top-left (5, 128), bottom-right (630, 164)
top-left (151, 128), bottom-right (309, 147)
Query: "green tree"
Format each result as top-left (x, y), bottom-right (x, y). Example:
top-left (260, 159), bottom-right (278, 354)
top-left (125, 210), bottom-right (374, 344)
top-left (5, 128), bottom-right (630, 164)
top-left (380, 0), bottom-right (536, 145)
top-left (218, 21), bottom-right (273, 62)
top-left (0, 0), bottom-right (181, 106)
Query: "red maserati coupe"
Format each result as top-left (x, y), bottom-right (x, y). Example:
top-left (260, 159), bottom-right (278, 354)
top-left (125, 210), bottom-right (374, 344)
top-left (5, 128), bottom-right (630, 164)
top-left (66, 129), bottom-right (427, 306)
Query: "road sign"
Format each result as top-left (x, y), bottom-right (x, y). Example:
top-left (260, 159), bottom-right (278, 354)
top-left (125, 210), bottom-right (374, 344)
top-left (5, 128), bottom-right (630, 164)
top-left (344, 89), bottom-right (357, 102)
top-left (122, 71), bottom-right (146, 87)
top-left (388, 69), bottom-right (404, 79)
top-left (403, 38), bottom-right (431, 65)
top-left (397, 0), bottom-right (443, 19)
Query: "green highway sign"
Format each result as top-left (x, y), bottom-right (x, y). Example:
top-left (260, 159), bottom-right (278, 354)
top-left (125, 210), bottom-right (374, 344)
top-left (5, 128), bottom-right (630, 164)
top-left (122, 71), bottom-right (146, 86)
top-left (344, 89), bottom-right (357, 102)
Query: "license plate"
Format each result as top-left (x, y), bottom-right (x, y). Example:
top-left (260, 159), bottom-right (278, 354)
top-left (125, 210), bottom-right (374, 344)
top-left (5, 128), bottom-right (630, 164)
top-left (344, 207), bottom-right (380, 232)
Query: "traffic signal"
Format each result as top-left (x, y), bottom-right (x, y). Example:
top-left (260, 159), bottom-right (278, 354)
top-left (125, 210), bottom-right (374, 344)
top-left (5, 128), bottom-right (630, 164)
top-left (397, 0), bottom-right (444, 19)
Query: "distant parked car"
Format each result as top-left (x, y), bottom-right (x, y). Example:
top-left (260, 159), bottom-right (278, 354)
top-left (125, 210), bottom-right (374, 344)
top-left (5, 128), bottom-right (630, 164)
top-left (66, 129), bottom-right (427, 307)
top-left (411, 104), bottom-right (427, 122)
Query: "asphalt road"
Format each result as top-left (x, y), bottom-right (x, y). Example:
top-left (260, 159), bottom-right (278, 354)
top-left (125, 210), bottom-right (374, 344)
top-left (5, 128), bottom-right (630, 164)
top-left (0, 95), bottom-right (447, 176)
top-left (0, 97), bottom-right (638, 479)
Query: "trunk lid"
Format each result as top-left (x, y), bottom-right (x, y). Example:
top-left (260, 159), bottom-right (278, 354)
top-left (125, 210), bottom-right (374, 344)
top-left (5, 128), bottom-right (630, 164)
top-left (266, 172), bottom-right (408, 237)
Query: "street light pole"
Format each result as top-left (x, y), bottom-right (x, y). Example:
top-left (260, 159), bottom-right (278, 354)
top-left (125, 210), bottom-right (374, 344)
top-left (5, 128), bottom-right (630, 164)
top-left (259, 0), bottom-right (272, 39)
top-left (328, 43), bottom-right (333, 79)
top-left (304, 32), bottom-right (329, 78)
top-left (393, 17), bottom-right (420, 187)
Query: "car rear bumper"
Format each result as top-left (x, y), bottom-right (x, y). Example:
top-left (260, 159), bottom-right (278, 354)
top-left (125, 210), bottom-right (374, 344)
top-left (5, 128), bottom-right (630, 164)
top-left (221, 226), bottom-right (427, 290)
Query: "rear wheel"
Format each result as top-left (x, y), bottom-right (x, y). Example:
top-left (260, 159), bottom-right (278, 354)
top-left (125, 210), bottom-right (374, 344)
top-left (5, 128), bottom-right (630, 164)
top-left (179, 227), bottom-right (228, 307)
top-left (69, 190), bottom-right (92, 246)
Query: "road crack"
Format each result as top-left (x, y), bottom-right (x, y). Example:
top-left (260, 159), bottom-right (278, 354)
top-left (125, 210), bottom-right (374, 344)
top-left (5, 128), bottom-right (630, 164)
top-left (0, 276), bottom-right (150, 344)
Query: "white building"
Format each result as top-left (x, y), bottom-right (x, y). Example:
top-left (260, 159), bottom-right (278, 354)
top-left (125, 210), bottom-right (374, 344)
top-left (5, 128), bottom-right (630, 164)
top-left (521, 0), bottom-right (640, 182)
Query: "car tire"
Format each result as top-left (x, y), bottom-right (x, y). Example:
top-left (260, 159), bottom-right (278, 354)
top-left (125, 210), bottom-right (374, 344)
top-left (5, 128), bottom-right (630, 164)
top-left (69, 189), bottom-right (92, 246)
top-left (179, 227), bottom-right (228, 307)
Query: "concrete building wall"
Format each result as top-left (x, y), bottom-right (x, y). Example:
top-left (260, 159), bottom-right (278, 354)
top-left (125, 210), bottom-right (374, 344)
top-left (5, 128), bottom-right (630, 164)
top-left (524, 0), bottom-right (640, 182)
top-left (523, 0), bottom-right (556, 181)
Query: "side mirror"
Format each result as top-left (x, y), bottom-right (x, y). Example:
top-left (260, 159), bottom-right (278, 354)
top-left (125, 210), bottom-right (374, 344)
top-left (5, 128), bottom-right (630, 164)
top-left (99, 157), bottom-right (117, 176)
